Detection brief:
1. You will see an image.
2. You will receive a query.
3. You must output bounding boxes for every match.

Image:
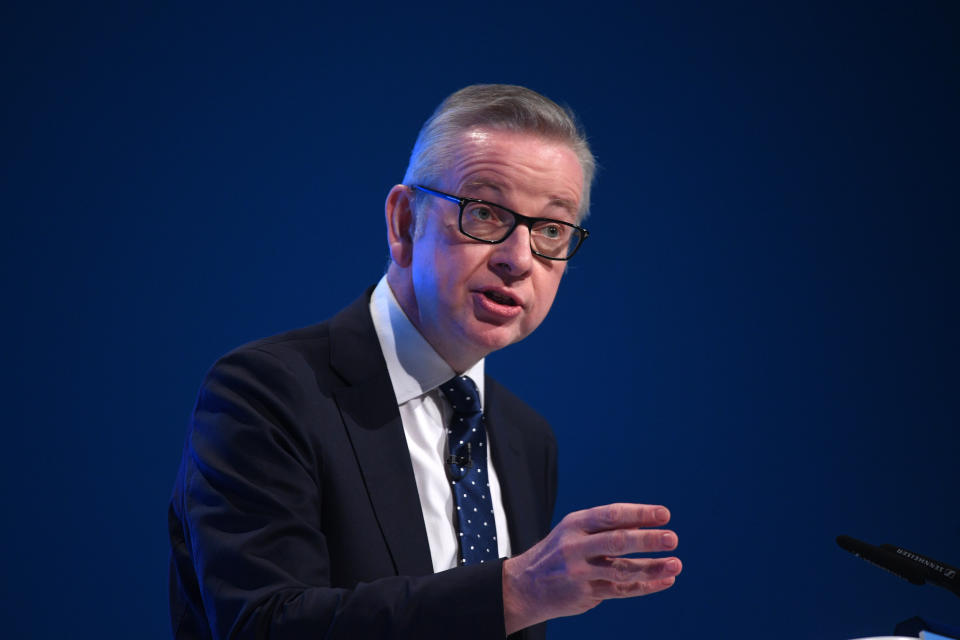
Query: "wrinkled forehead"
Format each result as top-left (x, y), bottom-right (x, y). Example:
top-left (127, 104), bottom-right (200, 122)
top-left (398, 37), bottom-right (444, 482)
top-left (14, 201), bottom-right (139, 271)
top-left (443, 128), bottom-right (584, 219)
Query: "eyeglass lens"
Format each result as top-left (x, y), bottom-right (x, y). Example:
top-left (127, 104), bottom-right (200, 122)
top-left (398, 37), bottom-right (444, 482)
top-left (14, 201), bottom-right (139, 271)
top-left (461, 201), bottom-right (581, 259)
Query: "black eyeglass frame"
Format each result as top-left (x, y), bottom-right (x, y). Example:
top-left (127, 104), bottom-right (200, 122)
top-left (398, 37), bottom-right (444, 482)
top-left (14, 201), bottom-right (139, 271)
top-left (410, 184), bottom-right (590, 261)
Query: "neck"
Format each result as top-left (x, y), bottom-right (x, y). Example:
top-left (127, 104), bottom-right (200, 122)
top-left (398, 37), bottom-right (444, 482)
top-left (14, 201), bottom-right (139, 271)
top-left (386, 267), bottom-right (482, 374)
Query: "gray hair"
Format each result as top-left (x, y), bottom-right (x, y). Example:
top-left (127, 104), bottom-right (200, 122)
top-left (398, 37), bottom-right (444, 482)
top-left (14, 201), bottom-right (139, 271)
top-left (402, 84), bottom-right (596, 221)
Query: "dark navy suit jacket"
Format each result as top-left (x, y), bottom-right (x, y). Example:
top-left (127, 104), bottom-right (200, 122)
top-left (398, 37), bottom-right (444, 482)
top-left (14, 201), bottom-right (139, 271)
top-left (168, 290), bottom-right (558, 639)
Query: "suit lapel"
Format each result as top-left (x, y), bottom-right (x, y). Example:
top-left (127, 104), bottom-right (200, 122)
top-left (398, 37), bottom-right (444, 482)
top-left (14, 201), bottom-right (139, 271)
top-left (328, 292), bottom-right (434, 577)
top-left (485, 379), bottom-right (540, 555)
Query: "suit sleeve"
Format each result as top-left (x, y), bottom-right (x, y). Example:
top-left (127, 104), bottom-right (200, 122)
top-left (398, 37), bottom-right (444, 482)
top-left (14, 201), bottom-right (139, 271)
top-left (169, 346), bottom-right (507, 640)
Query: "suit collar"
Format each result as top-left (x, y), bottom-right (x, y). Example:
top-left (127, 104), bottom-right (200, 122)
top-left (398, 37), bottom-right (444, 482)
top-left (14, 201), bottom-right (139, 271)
top-left (328, 287), bottom-right (387, 388)
top-left (328, 288), bottom-right (541, 564)
top-left (368, 277), bottom-right (486, 405)
top-left (328, 289), bottom-right (434, 576)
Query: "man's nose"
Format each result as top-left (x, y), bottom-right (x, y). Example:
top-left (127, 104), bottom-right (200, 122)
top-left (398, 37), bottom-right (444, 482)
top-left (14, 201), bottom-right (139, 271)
top-left (489, 225), bottom-right (533, 277)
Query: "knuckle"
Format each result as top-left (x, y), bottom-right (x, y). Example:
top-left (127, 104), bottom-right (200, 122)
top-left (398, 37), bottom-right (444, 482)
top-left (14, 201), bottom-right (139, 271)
top-left (601, 505), bottom-right (621, 528)
top-left (612, 559), bottom-right (633, 582)
top-left (559, 511), bottom-right (578, 528)
top-left (582, 579), bottom-right (600, 599)
top-left (558, 530), bottom-right (579, 553)
top-left (558, 533), bottom-right (583, 565)
top-left (588, 579), bottom-right (610, 599)
top-left (606, 530), bottom-right (628, 555)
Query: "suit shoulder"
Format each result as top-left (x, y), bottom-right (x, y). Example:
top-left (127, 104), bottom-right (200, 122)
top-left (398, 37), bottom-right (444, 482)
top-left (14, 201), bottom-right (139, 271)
top-left (201, 319), bottom-right (342, 402)
top-left (211, 289), bottom-right (374, 383)
top-left (234, 321), bottom-right (333, 360)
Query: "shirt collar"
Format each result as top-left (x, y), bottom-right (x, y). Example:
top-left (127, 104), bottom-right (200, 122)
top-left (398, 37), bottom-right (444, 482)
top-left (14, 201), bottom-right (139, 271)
top-left (369, 276), bottom-right (485, 406)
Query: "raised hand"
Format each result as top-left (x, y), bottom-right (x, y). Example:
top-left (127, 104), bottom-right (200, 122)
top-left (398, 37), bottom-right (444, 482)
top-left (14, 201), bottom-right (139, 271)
top-left (502, 503), bottom-right (682, 634)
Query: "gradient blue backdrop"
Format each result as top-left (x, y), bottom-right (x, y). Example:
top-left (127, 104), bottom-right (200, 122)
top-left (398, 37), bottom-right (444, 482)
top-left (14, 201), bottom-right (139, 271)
top-left (2, 2), bottom-right (958, 638)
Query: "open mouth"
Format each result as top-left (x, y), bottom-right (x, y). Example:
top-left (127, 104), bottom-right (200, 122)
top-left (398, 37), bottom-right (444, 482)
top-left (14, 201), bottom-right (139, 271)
top-left (482, 290), bottom-right (519, 306)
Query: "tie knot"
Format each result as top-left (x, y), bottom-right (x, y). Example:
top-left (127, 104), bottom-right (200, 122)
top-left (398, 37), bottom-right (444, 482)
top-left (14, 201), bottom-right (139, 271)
top-left (440, 375), bottom-right (481, 415)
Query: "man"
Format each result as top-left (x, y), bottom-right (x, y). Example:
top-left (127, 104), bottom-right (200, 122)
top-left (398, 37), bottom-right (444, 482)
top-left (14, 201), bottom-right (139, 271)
top-left (169, 84), bottom-right (681, 639)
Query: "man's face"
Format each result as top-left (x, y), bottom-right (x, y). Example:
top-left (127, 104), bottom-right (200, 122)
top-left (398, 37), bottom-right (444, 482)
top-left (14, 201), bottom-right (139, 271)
top-left (400, 128), bottom-right (584, 371)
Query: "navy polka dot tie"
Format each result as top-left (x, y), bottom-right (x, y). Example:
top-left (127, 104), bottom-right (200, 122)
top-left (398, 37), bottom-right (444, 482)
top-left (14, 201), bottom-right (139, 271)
top-left (440, 375), bottom-right (499, 566)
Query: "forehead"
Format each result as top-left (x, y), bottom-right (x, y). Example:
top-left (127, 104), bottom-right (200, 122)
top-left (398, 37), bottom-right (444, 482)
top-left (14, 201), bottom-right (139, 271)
top-left (441, 128), bottom-right (584, 218)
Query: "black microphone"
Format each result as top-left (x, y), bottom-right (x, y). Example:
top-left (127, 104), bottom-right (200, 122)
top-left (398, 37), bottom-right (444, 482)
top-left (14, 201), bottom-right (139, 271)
top-left (837, 534), bottom-right (960, 598)
top-left (879, 543), bottom-right (960, 596)
top-left (445, 443), bottom-right (472, 480)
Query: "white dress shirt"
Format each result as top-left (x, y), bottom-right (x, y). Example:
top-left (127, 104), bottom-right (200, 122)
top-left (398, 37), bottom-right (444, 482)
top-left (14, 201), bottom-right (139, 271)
top-left (369, 276), bottom-right (512, 573)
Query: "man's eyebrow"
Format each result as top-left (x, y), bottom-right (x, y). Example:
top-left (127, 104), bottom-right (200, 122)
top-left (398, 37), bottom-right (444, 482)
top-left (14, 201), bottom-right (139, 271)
top-left (462, 181), bottom-right (579, 216)
top-left (461, 180), bottom-right (504, 197)
top-left (548, 197), bottom-right (578, 214)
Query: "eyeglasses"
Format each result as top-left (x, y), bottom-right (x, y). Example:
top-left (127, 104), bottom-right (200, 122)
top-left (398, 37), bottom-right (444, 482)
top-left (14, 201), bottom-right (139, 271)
top-left (411, 185), bottom-right (589, 261)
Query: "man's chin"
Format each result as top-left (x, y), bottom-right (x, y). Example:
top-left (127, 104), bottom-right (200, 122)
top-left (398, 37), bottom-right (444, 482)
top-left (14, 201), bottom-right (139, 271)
top-left (464, 323), bottom-right (530, 356)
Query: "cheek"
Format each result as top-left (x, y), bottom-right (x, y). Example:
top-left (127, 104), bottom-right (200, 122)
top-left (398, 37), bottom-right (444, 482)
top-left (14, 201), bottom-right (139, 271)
top-left (440, 246), bottom-right (488, 290)
top-left (414, 245), bottom-right (471, 310)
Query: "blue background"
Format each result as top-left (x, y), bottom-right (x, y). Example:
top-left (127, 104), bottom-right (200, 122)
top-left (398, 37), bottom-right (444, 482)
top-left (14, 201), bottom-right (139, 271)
top-left (2, 1), bottom-right (957, 638)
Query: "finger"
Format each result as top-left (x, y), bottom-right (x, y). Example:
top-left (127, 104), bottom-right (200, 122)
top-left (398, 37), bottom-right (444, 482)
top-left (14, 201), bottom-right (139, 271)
top-left (574, 503), bottom-right (671, 533)
top-left (580, 528), bottom-right (678, 558)
top-left (586, 556), bottom-right (682, 584)
top-left (589, 575), bottom-right (678, 600)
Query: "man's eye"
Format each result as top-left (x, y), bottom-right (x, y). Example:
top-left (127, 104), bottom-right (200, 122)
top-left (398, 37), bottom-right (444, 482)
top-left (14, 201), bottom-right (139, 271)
top-left (535, 223), bottom-right (569, 240)
top-left (471, 206), bottom-right (494, 221)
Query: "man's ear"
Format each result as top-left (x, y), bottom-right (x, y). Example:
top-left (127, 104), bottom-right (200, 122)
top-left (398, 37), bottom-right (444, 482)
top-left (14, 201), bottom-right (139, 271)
top-left (385, 184), bottom-right (416, 268)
